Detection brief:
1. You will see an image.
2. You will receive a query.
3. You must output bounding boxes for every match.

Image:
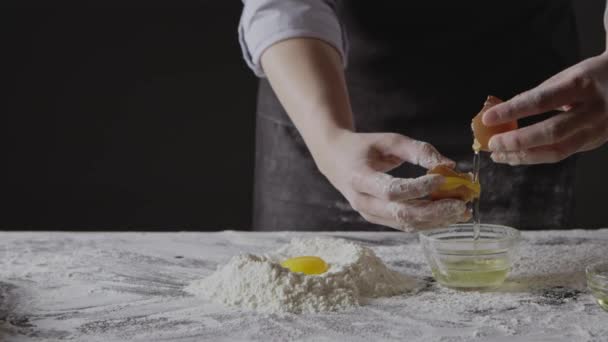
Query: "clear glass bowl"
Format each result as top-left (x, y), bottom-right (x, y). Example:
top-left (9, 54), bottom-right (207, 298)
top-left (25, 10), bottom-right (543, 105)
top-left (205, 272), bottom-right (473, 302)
top-left (586, 261), bottom-right (608, 312)
top-left (418, 224), bottom-right (520, 290)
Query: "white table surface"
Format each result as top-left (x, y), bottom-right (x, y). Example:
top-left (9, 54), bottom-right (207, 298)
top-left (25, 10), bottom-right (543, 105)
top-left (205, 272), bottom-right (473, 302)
top-left (1, 230), bottom-right (607, 342)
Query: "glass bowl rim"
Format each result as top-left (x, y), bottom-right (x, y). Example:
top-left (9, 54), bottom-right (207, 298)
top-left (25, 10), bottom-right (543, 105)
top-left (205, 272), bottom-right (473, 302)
top-left (418, 223), bottom-right (521, 244)
top-left (586, 261), bottom-right (608, 283)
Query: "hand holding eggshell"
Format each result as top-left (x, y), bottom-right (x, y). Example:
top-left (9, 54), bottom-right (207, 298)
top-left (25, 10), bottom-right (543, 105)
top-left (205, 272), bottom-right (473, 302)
top-left (481, 53), bottom-right (608, 165)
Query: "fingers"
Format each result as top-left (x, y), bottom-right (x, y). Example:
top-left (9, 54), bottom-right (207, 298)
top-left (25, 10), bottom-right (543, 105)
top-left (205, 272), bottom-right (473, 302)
top-left (360, 213), bottom-right (407, 231)
top-left (377, 134), bottom-right (455, 170)
top-left (581, 133), bottom-right (608, 152)
top-left (390, 199), bottom-right (470, 231)
top-left (350, 172), bottom-right (444, 201)
top-left (361, 209), bottom-right (467, 233)
top-left (363, 201), bottom-right (470, 232)
top-left (488, 110), bottom-right (590, 151)
top-left (482, 75), bottom-right (591, 126)
top-left (351, 194), bottom-right (469, 232)
top-left (490, 120), bottom-right (607, 165)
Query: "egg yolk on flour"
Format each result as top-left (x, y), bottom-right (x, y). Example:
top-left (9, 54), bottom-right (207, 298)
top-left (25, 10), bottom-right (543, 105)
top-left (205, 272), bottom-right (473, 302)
top-left (281, 256), bottom-right (329, 275)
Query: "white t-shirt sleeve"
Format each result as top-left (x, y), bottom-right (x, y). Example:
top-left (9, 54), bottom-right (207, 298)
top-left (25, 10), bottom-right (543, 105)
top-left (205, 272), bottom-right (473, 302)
top-left (239, 0), bottom-right (348, 77)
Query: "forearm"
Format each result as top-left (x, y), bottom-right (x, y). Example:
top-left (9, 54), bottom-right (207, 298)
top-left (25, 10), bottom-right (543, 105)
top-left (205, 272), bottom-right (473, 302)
top-left (261, 38), bottom-right (354, 158)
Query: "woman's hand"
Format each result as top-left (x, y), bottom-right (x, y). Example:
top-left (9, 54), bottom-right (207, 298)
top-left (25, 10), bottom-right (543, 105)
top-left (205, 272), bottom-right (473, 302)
top-left (261, 38), bottom-right (469, 231)
top-left (482, 53), bottom-right (608, 165)
top-left (313, 130), bottom-right (471, 232)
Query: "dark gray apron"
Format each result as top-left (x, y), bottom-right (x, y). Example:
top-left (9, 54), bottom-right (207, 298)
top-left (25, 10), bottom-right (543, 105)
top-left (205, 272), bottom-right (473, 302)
top-left (253, 1), bottom-right (580, 231)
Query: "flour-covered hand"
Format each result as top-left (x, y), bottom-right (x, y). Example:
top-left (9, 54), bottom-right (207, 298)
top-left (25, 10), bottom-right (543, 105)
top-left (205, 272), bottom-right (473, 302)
top-left (482, 53), bottom-right (608, 165)
top-left (314, 131), bottom-right (470, 232)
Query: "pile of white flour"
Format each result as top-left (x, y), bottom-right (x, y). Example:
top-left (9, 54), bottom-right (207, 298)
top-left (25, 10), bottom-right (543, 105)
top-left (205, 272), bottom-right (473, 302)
top-left (185, 238), bottom-right (415, 313)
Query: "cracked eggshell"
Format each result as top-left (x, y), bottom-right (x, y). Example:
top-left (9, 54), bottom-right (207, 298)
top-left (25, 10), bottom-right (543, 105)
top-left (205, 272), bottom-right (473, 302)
top-left (472, 96), bottom-right (518, 152)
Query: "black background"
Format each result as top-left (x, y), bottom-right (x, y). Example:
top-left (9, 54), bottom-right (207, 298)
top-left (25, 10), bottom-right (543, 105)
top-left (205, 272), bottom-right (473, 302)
top-left (2, 1), bottom-right (607, 230)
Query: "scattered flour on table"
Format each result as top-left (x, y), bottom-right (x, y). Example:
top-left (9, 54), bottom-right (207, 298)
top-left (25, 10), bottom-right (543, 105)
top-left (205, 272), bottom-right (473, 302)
top-left (185, 237), bottom-right (416, 313)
